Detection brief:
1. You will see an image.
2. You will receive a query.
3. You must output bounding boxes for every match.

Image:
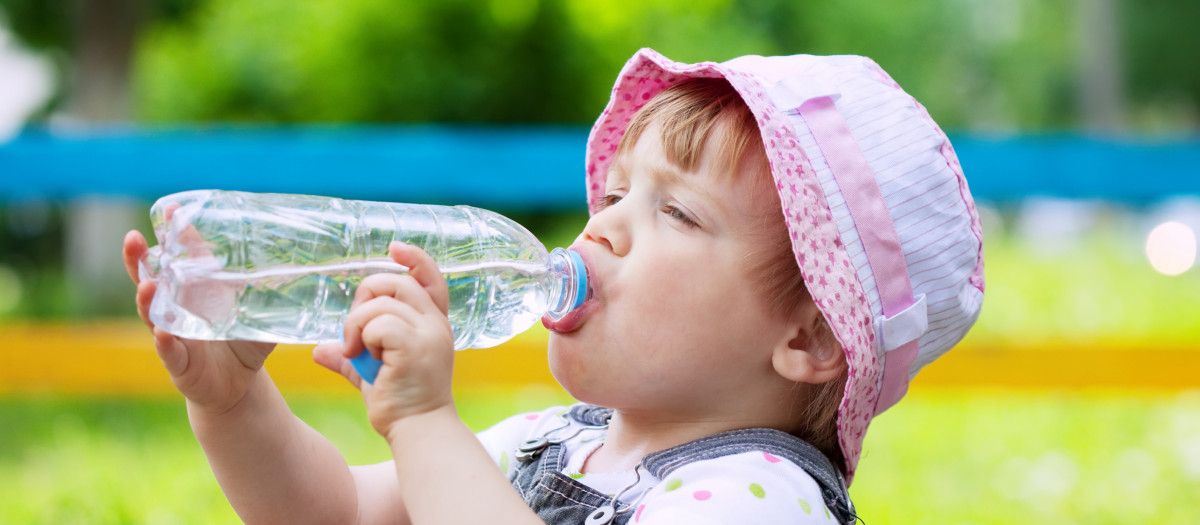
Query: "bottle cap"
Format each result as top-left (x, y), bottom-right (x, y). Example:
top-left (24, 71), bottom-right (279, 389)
top-left (567, 249), bottom-right (589, 311)
top-left (349, 350), bottom-right (382, 385)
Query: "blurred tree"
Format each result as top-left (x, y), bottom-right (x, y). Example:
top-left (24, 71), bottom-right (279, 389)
top-left (0, 0), bottom-right (204, 316)
top-left (0, 0), bottom-right (201, 120)
top-left (127, 0), bottom-right (1091, 129)
top-left (133, 0), bottom-right (612, 123)
top-left (1123, 0), bottom-right (1200, 130)
top-left (3, 0), bottom-right (1197, 130)
top-left (1076, 0), bottom-right (1125, 132)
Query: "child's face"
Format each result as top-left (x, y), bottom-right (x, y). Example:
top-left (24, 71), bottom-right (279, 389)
top-left (547, 121), bottom-right (795, 415)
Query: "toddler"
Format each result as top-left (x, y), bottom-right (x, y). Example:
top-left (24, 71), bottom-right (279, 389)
top-left (122, 48), bottom-right (984, 524)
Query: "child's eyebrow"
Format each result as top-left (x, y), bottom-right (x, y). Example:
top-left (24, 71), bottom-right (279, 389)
top-left (647, 160), bottom-right (685, 187)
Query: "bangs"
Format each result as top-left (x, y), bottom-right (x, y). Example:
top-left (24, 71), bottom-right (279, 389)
top-left (616, 78), bottom-right (768, 186)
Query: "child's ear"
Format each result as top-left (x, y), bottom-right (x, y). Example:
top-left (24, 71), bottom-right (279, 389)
top-left (771, 304), bottom-right (846, 385)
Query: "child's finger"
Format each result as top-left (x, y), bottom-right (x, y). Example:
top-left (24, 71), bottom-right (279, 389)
top-left (342, 295), bottom-right (423, 360)
top-left (176, 223), bottom-right (214, 257)
top-left (136, 280), bottom-right (157, 330)
top-left (163, 203), bottom-right (215, 258)
top-left (388, 242), bottom-right (449, 315)
top-left (162, 201), bottom-right (180, 222)
top-left (360, 314), bottom-right (416, 363)
top-left (352, 271), bottom-right (442, 315)
top-left (122, 230), bottom-right (148, 284)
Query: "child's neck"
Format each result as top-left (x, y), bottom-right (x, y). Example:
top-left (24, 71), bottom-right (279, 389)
top-left (581, 408), bottom-right (774, 475)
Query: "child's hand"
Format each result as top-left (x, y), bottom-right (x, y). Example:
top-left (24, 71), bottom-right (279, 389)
top-left (122, 230), bottom-right (276, 415)
top-left (340, 242), bottom-right (455, 438)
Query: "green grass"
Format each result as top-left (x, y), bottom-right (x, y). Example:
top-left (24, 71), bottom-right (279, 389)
top-left (2, 389), bottom-right (1198, 524)
top-left (852, 389), bottom-right (1200, 524)
top-left (973, 224), bottom-right (1200, 348)
top-left (0, 396), bottom-right (240, 524)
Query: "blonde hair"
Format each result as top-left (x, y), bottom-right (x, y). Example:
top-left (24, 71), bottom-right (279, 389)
top-left (617, 78), bottom-right (848, 471)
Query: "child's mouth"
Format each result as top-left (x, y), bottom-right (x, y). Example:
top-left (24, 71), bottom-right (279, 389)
top-left (541, 298), bottom-right (595, 333)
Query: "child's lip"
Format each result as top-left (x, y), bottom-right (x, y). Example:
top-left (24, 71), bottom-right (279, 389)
top-left (541, 299), bottom-right (595, 333)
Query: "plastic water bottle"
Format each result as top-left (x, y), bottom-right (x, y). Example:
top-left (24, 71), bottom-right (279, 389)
top-left (138, 190), bottom-right (589, 383)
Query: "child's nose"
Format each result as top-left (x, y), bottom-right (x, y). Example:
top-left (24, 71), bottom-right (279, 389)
top-left (581, 207), bottom-right (630, 256)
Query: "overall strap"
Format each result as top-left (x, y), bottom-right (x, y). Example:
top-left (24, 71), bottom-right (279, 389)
top-left (511, 406), bottom-right (634, 525)
top-left (569, 404), bottom-right (615, 426)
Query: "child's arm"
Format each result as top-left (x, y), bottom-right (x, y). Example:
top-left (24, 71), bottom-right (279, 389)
top-left (344, 242), bottom-right (544, 525)
top-left (124, 231), bottom-right (408, 525)
top-left (185, 367), bottom-right (409, 524)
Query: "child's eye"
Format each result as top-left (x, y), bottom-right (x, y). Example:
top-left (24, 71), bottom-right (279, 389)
top-left (594, 193), bottom-right (623, 209)
top-left (664, 206), bottom-right (699, 228)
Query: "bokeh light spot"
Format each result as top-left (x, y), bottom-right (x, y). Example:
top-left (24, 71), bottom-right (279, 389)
top-left (1145, 221), bottom-right (1197, 276)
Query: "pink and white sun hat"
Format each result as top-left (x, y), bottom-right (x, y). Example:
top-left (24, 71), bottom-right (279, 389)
top-left (584, 48), bottom-right (985, 482)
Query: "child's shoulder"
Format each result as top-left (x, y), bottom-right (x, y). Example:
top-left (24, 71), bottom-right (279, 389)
top-left (637, 450), bottom-right (836, 523)
top-left (479, 404), bottom-right (578, 439)
top-left (475, 404), bottom-right (580, 473)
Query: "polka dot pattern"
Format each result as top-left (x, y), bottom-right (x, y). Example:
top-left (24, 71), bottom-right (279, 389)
top-left (630, 451), bottom-right (838, 523)
top-left (748, 483), bottom-right (766, 498)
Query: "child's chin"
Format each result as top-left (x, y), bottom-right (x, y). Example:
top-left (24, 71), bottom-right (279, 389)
top-left (546, 338), bottom-right (596, 398)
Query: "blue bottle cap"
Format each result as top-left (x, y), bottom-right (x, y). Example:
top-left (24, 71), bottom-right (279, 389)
top-left (566, 249), bottom-right (589, 311)
top-left (349, 350), bottom-right (382, 385)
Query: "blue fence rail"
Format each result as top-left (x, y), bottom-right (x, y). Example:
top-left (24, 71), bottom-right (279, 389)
top-left (1, 127), bottom-right (1198, 207)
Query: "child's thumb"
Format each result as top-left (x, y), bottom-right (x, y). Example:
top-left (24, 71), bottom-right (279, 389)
top-left (152, 328), bottom-right (190, 378)
top-left (313, 343), bottom-right (363, 391)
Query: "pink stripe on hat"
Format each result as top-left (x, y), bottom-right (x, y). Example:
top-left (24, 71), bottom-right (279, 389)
top-left (795, 94), bottom-right (923, 415)
top-left (584, 49), bottom-right (985, 484)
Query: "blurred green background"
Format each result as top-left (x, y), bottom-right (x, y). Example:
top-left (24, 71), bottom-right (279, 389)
top-left (1, 0), bottom-right (1199, 523)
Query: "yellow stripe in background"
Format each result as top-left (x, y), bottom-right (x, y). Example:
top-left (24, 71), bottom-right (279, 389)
top-left (1, 321), bottom-right (1197, 395)
top-left (0, 321), bottom-right (560, 396)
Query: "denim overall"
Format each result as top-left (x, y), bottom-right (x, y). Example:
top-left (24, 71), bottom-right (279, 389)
top-left (508, 405), bottom-right (857, 525)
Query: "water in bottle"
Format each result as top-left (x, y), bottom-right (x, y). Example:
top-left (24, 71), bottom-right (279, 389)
top-left (138, 190), bottom-right (589, 382)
